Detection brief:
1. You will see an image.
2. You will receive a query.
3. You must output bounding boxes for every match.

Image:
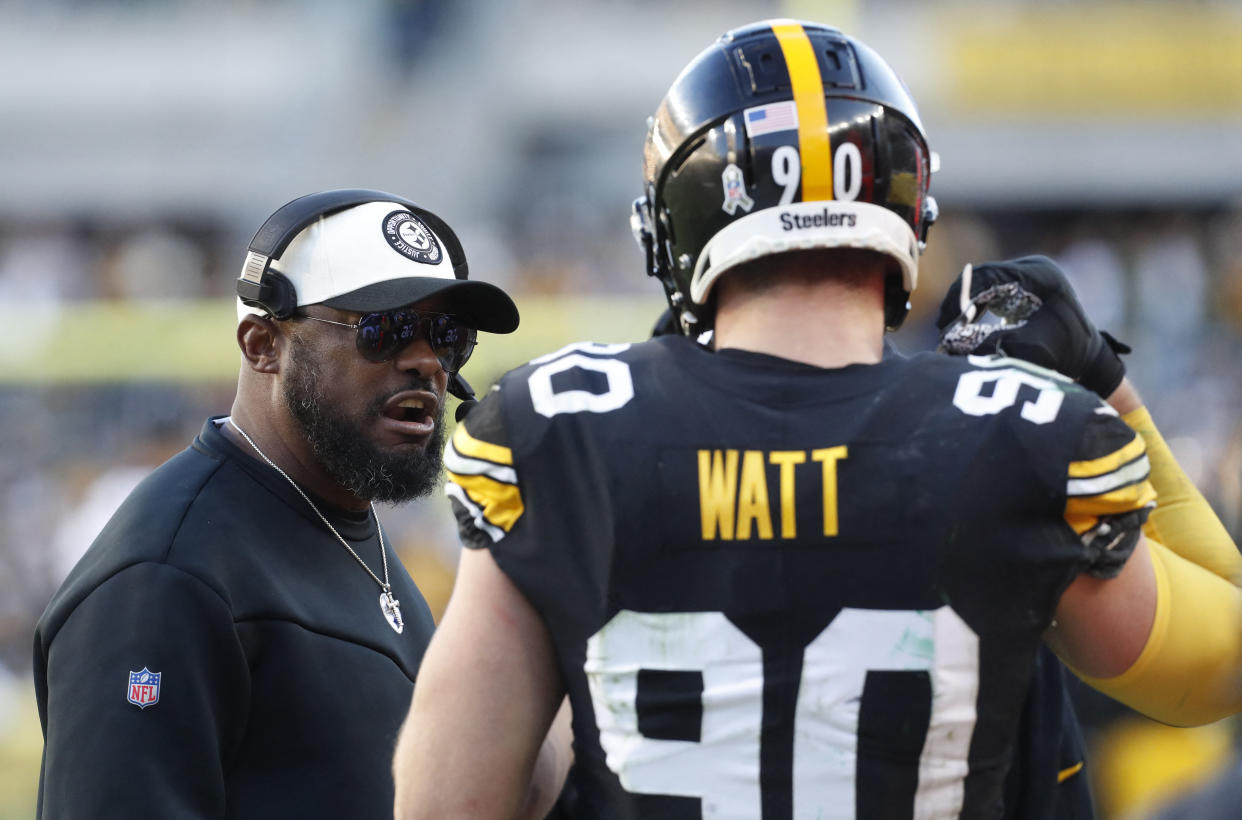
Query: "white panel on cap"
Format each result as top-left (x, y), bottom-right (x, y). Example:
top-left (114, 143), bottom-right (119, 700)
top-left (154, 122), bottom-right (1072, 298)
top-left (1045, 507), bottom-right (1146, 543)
top-left (270, 200), bottom-right (454, 307)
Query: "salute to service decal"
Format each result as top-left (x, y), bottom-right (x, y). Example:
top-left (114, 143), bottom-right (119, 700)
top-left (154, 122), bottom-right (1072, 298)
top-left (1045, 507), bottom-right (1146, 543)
top-left (721, 164), bottom-right (755, 215)
top-left (127, 668), bottom-right (161, 709)
top-left (382, 210), bottom-right (442, 265)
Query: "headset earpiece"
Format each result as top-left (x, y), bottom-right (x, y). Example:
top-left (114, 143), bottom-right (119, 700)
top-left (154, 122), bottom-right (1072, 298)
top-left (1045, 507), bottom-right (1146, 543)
top-left (237, 269), bottom-right (297, 320)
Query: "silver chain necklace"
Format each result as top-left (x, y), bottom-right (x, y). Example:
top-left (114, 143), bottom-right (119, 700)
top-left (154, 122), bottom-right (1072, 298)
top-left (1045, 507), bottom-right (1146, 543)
top-left (228, 418), bottom-right (404, 634)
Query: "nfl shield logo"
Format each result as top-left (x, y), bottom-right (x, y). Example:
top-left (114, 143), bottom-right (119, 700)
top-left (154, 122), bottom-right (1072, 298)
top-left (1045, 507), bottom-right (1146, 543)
top-left (127, 668), bottom-right (161, 709)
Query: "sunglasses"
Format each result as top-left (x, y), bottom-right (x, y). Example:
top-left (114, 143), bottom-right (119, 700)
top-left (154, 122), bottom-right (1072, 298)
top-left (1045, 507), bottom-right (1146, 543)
top-left (297, 309), bottom-right (477, 373)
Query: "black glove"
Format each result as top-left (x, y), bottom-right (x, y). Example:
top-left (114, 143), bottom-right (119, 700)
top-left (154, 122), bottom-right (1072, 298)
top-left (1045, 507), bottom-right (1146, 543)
top-left (935, 255), bottom-right (1130, 398)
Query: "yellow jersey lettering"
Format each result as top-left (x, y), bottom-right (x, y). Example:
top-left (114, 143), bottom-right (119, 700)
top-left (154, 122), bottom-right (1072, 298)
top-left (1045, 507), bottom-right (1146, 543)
top-left (769, 450), bottom-right (806, 539)
top-left (697, 445), bottom-right (847, 541)
top-left (698, 449), bottom-right (739, 540)
top-left (737, 450), bottom-right (774, 540)
top-left (812, 446), bottom-right (848, 536)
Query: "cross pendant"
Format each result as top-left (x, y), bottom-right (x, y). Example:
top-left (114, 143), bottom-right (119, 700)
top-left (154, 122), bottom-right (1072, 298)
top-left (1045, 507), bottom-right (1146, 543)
top-left (379, 589), bottom-right (404, 634)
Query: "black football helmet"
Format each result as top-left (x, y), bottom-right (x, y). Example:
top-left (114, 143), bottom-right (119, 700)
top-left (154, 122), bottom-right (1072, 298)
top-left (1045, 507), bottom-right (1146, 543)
top-left (632, 20), bottom-right (938, 333)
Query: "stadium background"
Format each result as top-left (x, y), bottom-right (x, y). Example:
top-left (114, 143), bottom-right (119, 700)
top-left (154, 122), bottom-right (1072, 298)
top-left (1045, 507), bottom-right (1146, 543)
top-left (1, 0), bottom-right (1240, 816)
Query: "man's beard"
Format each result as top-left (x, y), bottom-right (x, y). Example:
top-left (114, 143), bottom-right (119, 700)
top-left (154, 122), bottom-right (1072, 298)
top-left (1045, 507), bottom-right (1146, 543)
top-left (282, 339), bottom-right (446, 504)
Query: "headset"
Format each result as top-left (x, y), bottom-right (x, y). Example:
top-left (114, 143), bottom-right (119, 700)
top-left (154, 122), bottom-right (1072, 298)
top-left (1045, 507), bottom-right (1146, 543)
top-left (236, 188), bottom-right (478, 414)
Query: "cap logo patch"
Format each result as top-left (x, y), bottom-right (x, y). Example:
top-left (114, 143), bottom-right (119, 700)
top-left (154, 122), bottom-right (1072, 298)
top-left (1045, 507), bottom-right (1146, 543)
top-left (383, 210), bottom-right (442, 265)
top-left (127, 667), bottom-right (161, 709)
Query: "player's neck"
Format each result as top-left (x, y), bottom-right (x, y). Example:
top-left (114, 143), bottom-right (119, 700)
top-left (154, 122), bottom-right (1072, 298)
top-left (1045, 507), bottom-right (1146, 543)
top-left (713, 276), bottom-right (884, 369)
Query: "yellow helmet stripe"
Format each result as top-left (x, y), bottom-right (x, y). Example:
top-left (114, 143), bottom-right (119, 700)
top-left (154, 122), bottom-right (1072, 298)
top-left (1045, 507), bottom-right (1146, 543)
top-left (772, 21), bottom-right (833, 201)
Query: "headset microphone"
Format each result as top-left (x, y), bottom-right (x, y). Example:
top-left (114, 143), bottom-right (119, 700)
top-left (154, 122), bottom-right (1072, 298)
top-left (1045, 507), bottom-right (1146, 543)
top-left (449, 374), bottom-right (478, 421)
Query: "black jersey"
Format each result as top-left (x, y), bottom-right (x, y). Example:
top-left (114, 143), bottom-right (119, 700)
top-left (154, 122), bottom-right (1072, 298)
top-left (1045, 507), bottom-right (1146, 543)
top-left (1002, 646), bottom-right (1094, 819)
top-left (34, 417), bottom-right (436, 819)
top-left (446, 336), bottom-right (1154, 820)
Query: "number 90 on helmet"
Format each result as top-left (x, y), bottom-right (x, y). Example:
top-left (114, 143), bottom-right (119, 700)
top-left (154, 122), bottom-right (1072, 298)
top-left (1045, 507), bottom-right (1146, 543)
top-left (632, 20), bottom-right (938, 334)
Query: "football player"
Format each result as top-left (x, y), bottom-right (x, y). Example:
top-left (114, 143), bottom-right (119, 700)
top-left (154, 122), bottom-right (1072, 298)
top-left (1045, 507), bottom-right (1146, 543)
top-left (934, 254), bottom-right (1242, 817)
top-left (649, 303), bottom-right (1102, 820)
top-left (648, 301), bottom-right (1100, 820)
top-left (393, 21), bottom-right (1242, 819)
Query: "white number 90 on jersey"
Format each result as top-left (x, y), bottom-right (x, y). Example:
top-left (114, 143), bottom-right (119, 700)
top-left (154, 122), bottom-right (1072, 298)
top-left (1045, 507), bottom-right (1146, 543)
top-left (586, 607), bottom-right (980, 818)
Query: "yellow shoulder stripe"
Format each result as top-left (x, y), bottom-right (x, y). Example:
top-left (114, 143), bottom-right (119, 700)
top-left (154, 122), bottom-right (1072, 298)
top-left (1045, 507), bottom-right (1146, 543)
top-left (1068, 435), bottom-right (1145, 478)
top-left (1065, 480), bottom-right (1157, 535)
top-left (772, 21), bottom-right (833, 201)
top-left (447, 472), bottom-right (524, 534)
top-left (451, 422), bottom-right (513, 466)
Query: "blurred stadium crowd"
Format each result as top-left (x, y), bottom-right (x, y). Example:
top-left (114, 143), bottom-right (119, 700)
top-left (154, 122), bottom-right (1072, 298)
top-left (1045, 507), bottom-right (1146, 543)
top-left (1, 0), bottom-right (1240, 817)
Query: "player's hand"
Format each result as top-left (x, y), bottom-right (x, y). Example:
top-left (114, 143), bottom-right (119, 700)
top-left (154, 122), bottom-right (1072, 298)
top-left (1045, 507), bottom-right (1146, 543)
top-left (935, 255), bottom-right (1129, 398)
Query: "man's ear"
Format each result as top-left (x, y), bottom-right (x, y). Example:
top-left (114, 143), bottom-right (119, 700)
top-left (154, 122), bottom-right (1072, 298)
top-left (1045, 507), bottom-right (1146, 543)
top-left (237, 313), bottom-right (283, 374)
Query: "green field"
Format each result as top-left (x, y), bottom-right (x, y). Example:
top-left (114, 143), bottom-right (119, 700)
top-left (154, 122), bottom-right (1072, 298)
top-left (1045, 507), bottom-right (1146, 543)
top-left (0, 295), bottom-right (667, 387)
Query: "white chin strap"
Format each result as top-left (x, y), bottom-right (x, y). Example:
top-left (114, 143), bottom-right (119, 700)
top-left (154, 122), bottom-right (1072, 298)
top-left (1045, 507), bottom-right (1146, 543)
top-left (690, 201), bottom-right (920, 304)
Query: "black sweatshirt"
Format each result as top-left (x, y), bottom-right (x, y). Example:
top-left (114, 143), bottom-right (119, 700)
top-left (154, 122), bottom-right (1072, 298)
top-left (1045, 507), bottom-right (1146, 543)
top-left (34, 417), bottom-right (436, 818)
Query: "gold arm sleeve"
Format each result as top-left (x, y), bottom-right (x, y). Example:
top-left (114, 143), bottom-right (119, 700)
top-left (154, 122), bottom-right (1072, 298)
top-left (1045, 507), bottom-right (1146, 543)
top-left (1123, 406), bottom-right (1242, 583)
top-left (1073, 539), bottom-right (1242, 727)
